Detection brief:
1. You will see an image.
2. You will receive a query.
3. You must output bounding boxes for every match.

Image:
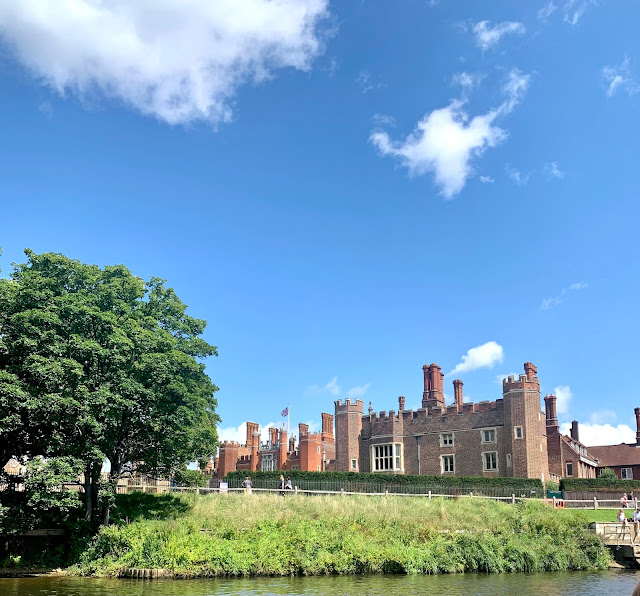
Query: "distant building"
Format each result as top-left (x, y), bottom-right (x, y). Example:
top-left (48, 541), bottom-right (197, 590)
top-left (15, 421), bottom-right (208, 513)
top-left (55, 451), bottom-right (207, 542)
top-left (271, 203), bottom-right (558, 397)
top-left (217, 414), bottom-right (335, 478)
top-left (545, 402), bottom-right (598, 479)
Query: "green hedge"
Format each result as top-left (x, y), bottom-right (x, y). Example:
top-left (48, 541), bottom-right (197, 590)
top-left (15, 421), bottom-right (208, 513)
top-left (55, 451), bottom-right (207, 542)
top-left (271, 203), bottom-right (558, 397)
top-left (560, 477), bottom-right (640, 492)
top-left (224, 470), bottom-right (543, 496)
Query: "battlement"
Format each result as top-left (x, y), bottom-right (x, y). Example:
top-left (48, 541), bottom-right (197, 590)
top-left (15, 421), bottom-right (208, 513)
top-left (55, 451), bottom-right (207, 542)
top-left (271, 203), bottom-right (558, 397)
top-left (220, 440), bottom-right (242, 448)
top-left (334, 398), bottom-right (364, 413)
top-left (502, 362), bottom-right (540, 392)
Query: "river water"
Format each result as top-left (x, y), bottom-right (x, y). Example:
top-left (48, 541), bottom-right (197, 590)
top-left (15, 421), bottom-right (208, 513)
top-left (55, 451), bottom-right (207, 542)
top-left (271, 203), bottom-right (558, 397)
top-left (1, 572), bottom-right (639, 596)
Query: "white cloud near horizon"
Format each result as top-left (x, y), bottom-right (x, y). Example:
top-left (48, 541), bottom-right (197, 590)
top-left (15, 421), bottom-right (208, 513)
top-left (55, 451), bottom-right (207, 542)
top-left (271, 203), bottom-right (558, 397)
top-left (554, 385), bottom-right (573, 416)
top-left (603, 56), bottom-right (639, 97)
top-left (540, 281), bottom-right (588, 310)
top-left (0, 0), bottom-right (329, 125)
top-left (448, 341), bottom-right (504, 377)
top-left (560, 421), bottom-right (635, 446)
top-left (472, 21), bottom-right (525, 51)
top-left (538, 2), bottom-right (557, 20)
top-left (370, 69), bottom-right (530, 198)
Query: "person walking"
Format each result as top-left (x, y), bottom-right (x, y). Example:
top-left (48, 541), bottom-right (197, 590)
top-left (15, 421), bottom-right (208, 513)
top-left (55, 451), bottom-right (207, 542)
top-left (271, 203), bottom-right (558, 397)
top-left (633, 508), bottom-right (640, 543)
top-left (285, 476), bottom-right (293, 491)
top-left (242, 476), bottom-right (252, 495)
top-left (279, 474), bottom-right (285, 496)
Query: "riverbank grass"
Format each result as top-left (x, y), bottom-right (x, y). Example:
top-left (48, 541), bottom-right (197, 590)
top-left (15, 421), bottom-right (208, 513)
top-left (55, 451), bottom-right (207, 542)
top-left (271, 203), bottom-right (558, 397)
top-left (73, 493), bottom-right (610, 577)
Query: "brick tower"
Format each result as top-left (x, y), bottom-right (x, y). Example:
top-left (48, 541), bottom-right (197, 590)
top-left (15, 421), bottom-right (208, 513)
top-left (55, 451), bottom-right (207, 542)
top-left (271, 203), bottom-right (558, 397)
top-left (334, 398), bottom-right (364, 471)
top-left (422, 363), bottom-right (445, 409)
top-left (502, 362), bottom-right (550, 483)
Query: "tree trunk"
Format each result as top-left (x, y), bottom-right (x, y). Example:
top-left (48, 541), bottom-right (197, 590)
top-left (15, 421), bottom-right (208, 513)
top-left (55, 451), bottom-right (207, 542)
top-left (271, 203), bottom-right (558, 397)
top-left (83, 467), bottom-right (93, 522)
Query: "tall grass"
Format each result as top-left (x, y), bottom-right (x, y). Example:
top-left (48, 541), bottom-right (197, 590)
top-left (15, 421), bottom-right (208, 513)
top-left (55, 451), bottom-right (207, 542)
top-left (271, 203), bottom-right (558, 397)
top-left (72, 493), bottom-right (611, 577)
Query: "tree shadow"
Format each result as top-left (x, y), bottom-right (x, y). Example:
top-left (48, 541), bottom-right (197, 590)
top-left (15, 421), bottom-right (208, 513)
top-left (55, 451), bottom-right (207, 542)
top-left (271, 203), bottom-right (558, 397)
top-left (111, 492), bottom-right (191, 524)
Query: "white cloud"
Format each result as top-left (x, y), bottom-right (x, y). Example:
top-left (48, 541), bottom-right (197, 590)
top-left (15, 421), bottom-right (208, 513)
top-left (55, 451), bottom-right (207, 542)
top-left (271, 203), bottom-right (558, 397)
top-left (480, 175), bottom-right (494, 183)
top-left (347, 383), bottom-right (370, 398)
top-left (371, 69), bottom-right (530, 198)
top-left (448, 341), bottom-right (504, 376)
top-left (560, 422), bottom-right (635, 446)
top-left (324, 376), bottom-right (341, 395)
top-left (472, 21), bottom-right (525, 51)
top-left (0, 0), bottom-right (329, 125)
top-left (537, 2), bottom-right (557, 20)
top-left (540, 281), bottom-right (587, 310)
top-left (218, 421), bottom-right (278, 445)
top-left (545, 161), bottom-right (565, 179)
top-left (602, 56), bottom-right (639, 97)
top-left (563, 0), bottom-right (594, 25)
top-left (554, 385), bottom-right (573, 415)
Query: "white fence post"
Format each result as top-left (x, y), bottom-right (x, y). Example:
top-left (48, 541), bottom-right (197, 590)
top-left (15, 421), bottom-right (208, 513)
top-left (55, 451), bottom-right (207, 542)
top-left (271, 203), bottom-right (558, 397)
top-left (594, 497), bottom-right (598, 510)
top-left (512, 493), bottom-right (516, 505)
top-left (428, 490), bottom-right (431, 501)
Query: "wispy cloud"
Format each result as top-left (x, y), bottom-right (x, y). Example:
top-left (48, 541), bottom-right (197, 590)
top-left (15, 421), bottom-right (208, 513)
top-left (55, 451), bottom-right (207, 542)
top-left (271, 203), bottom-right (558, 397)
top-left (370, 69), bottom-right (530, 198)
top-left (537, 2), bottom-right (557, 21)
top-left (0, 0), bottom-right (330, 125)
top-left (347, 383), bottom-right (370, 398)
top-left (356, 69), bottom-right (385, 94)
top-left (448, 341), bottom-right (504, 376)
top-left (540, 281), bottom-right (588, 310)
top-left (563, 0), bottom-right (595, 25)
top-left (506, 165), bottom-right (530, 186)
top-left (480, 175), bottom-right (494, 183)
top-left (452, 71), bottom-right (485, 91)
top-left (544, 161), bottom-right (565, 179)
top-left (307, 376), bottom-right (341, 395)
top-left (472, 21), bottom-right (525, 51)
top-left (372, 113), bottom-right (396, 127)
top-left (602, 56), bottom-right (639, 97)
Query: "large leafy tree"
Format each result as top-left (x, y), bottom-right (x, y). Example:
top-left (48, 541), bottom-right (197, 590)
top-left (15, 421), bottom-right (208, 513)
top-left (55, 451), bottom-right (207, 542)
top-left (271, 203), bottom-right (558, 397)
top-left (0, 250), bottom-right (219, 525)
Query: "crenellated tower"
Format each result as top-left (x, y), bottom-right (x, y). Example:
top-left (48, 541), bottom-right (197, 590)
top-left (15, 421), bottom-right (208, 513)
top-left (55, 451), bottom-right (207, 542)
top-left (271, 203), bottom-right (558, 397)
top-left (334, 398), bottom-right (364, 471)
top-left (502, 363), bottom-right (549, 482)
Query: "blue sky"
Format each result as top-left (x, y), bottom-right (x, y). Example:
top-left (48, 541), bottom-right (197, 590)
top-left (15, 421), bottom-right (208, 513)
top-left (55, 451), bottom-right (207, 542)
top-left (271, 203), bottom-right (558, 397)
top-left (0, 1), bottom-right (638, 447)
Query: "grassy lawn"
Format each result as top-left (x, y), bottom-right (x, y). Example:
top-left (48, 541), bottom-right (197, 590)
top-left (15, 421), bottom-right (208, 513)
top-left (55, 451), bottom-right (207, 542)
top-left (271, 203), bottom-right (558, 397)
top-left (561, 508), bottom-right (630, 524)
top-left (70, 493), bottom-right (612, 577)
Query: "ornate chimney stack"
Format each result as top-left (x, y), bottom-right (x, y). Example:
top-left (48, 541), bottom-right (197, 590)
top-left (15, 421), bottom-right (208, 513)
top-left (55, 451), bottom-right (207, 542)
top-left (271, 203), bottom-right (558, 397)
top-left (453, 379), bottom-right (463, 410)
top-left (544, 394), bottom-right (558, 428)
top-left (398, 396), bottom-right (406, 411)
top-left (635, 408), bottom-right (640, 446)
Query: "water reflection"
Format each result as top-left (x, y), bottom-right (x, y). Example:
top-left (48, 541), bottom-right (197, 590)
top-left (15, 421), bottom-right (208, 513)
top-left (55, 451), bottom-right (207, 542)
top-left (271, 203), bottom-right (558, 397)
top-left (1, 572), bottom-right (639, 596)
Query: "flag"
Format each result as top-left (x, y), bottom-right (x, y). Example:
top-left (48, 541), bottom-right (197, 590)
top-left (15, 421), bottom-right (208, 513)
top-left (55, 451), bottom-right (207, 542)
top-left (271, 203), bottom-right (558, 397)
top-left (281, 406), bottom-right (289, 417)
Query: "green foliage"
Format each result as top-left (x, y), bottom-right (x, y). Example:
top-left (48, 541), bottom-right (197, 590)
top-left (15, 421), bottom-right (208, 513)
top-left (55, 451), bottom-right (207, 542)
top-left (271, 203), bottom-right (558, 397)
top-left (70, 493), bottom-right (610, 577)
top-left (545, 480), bottom-right (560, 493)
top-left (0, 250), bottom-right (220, 527)
top-left (0, 457), bottom-right (84, 535)
top-left (560, 477), bottom-right (640, 491)
top-left (224, 470), bottom-right (544, 496)
top-left (109, 492), bottom-right (191, 525)
top-left (173, 468), bottom-right (208, 488)
top-left (598, 467), bottom-right (618, 480)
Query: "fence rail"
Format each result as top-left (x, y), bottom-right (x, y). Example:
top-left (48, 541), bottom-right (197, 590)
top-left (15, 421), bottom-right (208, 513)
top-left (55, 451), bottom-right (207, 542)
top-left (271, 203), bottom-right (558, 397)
top-left (117, 484), bottom-right (526, 503)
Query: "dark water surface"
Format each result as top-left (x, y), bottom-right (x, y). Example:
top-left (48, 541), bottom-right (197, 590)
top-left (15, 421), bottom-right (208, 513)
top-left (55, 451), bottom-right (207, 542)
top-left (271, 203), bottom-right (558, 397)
top-left (1, 572), bottom-right (639, 596)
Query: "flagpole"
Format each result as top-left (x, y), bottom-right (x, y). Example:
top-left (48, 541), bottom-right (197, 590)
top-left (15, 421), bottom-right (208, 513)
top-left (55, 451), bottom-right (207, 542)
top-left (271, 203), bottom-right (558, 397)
top-left (287, 403), bottom-right (290, 436)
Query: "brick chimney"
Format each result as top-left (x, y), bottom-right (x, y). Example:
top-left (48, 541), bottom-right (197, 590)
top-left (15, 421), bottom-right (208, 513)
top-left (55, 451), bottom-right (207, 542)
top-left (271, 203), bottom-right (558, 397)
top-left (524, 362), bottom-right (537, 381)
top-left (398, 396), bottom-right (406, 411)
top-left (570, 420), bottom-right (579, 442)
top-left (544, 395), bottom-right (558, 428)
top-left (635, 408), bottom-right (640, 446)
top-left (298, 422), bottom-right (309, 437)
top-left (453, 379), bottom-right (463, 410)
top-left (269, 426), bottom-right (278, 446)
top-left (321, 412), bottom-right (334, 439)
